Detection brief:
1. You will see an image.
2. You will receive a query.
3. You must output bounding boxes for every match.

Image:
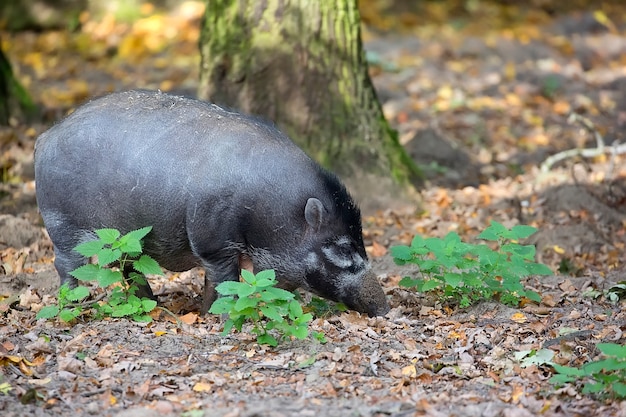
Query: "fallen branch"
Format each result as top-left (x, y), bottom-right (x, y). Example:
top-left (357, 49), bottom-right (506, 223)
top-left (540, 113), bottom-right (626, 173)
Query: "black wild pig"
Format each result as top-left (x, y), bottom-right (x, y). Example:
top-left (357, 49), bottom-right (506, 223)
top-left (34, 90), bottom-right (390, 317)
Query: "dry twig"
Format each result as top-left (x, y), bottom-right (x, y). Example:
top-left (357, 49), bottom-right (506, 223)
top-left (540, 113), bottom-right (626, 173)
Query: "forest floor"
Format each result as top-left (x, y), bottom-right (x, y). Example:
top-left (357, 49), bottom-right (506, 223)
top-left (1, 2), bottom-right (626, 416)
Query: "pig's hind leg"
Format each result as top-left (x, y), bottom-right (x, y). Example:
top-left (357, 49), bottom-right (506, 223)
top-left (46, 224), bottom-right (93, 289)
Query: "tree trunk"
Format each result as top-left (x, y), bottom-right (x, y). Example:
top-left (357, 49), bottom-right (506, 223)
top-left (198, 0), bottom-right (420, 207)
top-left (0, 45), bottom-right (10, 125)
top-left (0, 38), bottom-right (36, 125)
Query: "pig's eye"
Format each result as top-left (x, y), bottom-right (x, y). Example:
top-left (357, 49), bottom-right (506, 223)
top-left (322, 243), bottom-right (354, 269)
top-left (329, 236), bottom-right (356, 258)
top-left (336, 244), bottom-right (353, 257)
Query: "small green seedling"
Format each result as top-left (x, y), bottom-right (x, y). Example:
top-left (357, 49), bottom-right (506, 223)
top-left (209, 269), bottom-right (325, 346)
top-left (305, 296), bottom-right (347, 318)
top-left (391, 221), bottom-right (552, 307)
top-left (0, 380), bottom-right (12, 395)
top-left (550, 343), bottom-right (626, 399)
top-left (606, 282), bottom-right (626, 303)
top-left (515, 348), bottom-right (555, 368)
top-left (37, 227), bottom-right (162, 323)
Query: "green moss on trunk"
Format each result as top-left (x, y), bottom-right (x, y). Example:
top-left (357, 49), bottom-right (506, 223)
top-left (198, 0), bottom-right (421, 200)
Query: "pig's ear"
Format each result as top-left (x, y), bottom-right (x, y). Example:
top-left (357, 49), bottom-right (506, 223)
top-left (304, 198), bottom-right (324, 231)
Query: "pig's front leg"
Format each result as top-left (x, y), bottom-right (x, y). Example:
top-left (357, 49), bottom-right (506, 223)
top-left (200, 254), bottom-right (241, 314)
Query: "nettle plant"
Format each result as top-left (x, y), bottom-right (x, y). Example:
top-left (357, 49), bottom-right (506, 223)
top-left (37, 227), bottom-right (162, 322)
top-left (209, 269), bottom-right (326, 347)
top-left (551, 343), bottom-right (626, 399)
top-left (391, 221), bottom-right (552, 307)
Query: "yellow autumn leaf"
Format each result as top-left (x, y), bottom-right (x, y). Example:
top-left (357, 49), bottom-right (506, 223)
top-left (511, 312), bottom-right (527, 323)
top-left (23, 52), bottom-right (45, 78)
top-left (504, 62), bottom-right (516, 81)
top-left (553, 245), bottom-right (565, 254)
top-left (540, 401), bottom-right (552, 413)
top-left (118, 34), bottom-right (151, 60)
top-left (505, 92), bottom-right (521, 107)
top-left (511, 384), bottom-right (525, 403)
top-left (593, 10), bottom-right (616, 32)
top-left (522, 112), bottom-right (543, 127)
top-left (18, 361), bottom-right (33, 376)
top-left (193, 382), bottom-right (212, 392)
top-left (154, 331), bottom-right (167, 337)
top-left (401, 364), bottom-right (417, 378)
top-left (1, 355), bottom-right (33, 366)
top-left (109, 394), bottom-right (117, 406)
top-left (448, 330), bottom-right (465, 340)
top-left (437, 85), bottom-right (453, 100)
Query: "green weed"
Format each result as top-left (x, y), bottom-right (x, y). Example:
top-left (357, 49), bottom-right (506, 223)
top-left (391, 221), bottom-right (552, 307)
top-left (36, 227), bottom-right (161, 323)
top-left (550, 343), bottom-right (626, 399)
top-left (209, 269), bottom-right (325, 347)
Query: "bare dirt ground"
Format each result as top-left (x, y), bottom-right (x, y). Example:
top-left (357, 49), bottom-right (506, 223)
top-left (1, 3), bottom-right (626, 416)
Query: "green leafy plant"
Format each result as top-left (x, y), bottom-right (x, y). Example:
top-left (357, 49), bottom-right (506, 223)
top-left (550, 343), bottom-right (626, 399)
top-left (37, 227), bottom-right (162, 322)
top-left (0, 380), bottom-right (12, 395)
top-left (209, 269), bottom-right (325, 346)
top-left (541, 73), bottom-right (562, 99)
top-left (305, 296), bottom-right (347, 318)
top-left (515, 348), bottom-right (555, 368)
top-left (606, 282), bottom-right (626, 303)
top-left (391, 221), bottom-right (552, 307)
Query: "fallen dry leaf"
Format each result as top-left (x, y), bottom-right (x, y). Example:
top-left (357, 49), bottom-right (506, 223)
top-left (192, 382), bottom-right (212, 392)
top-left (179, 312), bottom-right (198, 325)
top-left (511, 312), bottom-right (528, 323)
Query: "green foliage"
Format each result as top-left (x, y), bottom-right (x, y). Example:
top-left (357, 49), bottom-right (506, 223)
top-left (419, 161), bottom-right (449, 176)
top-left (0, 377), bottom-right (12, 395)
top-left (391, 221), bottom-right (552, 307)
top-left (181, 410), bottom-right (205, 417)
top-left (36, 227), bottom-right (161, 323)
top-left (515, 348), bottom-right (555, 368)
top-left (210, 269), bottom-right (325, 347)
top-left (305, 296), bottom-right (347, 318)
top-left (606, 282), bottom-right (626, 303)
top-left (582, 282), bottom-right (626, 304)
top-left (557, 257), bottom-right (581, 276)
top-left (0, 46), bottom-right (37, 125)
top-left (550, 343), bottom-right (626, 399)
top-left (541, 73), bottom-right (562, 99)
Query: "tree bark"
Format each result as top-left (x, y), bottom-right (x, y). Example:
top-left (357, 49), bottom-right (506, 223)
top-left (0, 36), bottom-right (37, 126)
top-left (0, 45), bottom-right (10, 125)
top-left (198, 0), bottom-right (420, 207)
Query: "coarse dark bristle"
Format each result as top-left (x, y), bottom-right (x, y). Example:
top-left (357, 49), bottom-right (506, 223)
top-left (319, 168), bottom-right (364, 244)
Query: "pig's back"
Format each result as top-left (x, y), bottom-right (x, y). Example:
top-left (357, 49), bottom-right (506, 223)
top-left (34, 90), bottom-right (327, 231)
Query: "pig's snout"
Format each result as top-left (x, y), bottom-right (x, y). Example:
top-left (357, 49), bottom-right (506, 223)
top-left (342, 270), bottom-right (390, 317)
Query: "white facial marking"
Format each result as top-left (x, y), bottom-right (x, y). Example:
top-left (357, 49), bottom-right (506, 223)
top-left (338, 270), bottom-right (361, 289)
top-left (322, 246), bottom-right (353, 268)
top-left (352, 253), bottom-right (365, 268)
top-left (305, 252), bottom-right (319, 268)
